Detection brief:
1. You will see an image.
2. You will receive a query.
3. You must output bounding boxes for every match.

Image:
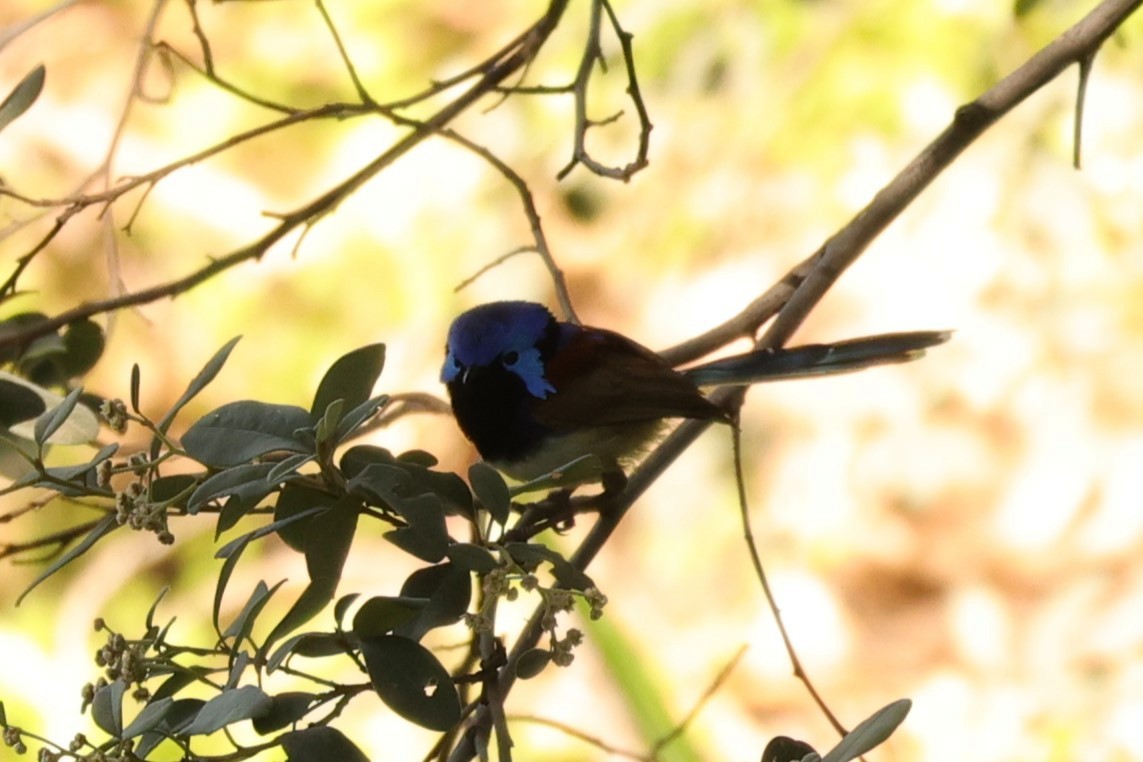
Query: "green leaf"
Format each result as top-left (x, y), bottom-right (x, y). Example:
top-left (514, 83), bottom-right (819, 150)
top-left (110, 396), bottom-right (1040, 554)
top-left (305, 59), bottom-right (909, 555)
top-left (510, 454), bottom-right (603, 496)
top-left (761, 737), bottom-right (817, 762)
top-left (359, 634), bottom-right (461, 731)
top-left (821, 698), bottom-right (911, 762)
top-left (149, 474), bottom-right (198, 507)
top-left (0, 377), bottom-right (46, 427)
top-left (156, 336), bottom-right (241, 439)
top-left (504, 542), bottom-right (594, 591)
top-left (347, 463), bottom-right (449, 562)
top-left (310, 344), bottom-right (385, 420)
top-left (334, 592), bottom-right (361, 628)
top-left (17, 514), bottom-right (118, 604)
top-left (212, 506), bottom-right (327, 633)
top-left (0, 699), bottom-right (6, 727)
top-left (59, 319), bottom-right (104, 378)
top-left (313, 398), bottom-right (344, 453)
top-left (251, 692), bottom-right (316, 735)
top-left (445, 543), bottom-right (498, 573)
top-left (150, 667), bottom-right (210, 703)
top-left (32, 385), bottom-right (84, 445)
top-left (395, 562), bottom-right (471, 641)
top-left (262, 496), bottom-right (360, 652)
top-left (122, 697), bottom-right (174, 740)
top-left (188, 462), bottom-right (275, 515)
top-left (469, 462), bottom-right (510, 525)
top-left (135, 698), bottom-right (204, 757)
top-left (224, 579), bottom-right (286, 647)
top-left (144, 586), bottom-right (170, 634)
top-left (273, 484), bottom-right (335, 552)
top-left (92, 678), bottom-right (125, 736)
top-left (266, 452), bottom-right (314, 485)
top-left (182, 685), bottom-right (272, 736)
top-left (0, 64), bottom-right (45, 135)
top-left (280, 726), bottom-right (370, 762)
top-left (334, 394), bottom-right (388, 442)
top-left (183, 401), bottom-right (312, 468)
top-left (130, 364), bottom-right (141, 413)
top-left (266, 632), bottom-right (348, 673)
top-left (515, 648), bottom-right (552, 680)
top-left (352, 596), bottom-right (425, 638)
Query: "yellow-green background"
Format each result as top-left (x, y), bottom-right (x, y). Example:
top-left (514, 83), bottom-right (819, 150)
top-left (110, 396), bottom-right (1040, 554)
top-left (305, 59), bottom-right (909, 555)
top-left (2, 0), bottom-right (1142, 759)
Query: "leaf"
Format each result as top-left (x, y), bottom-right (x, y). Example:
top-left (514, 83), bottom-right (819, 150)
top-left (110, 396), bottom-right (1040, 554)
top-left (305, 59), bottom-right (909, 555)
top-left (445, 543), bottom-right (498, 573)
top-left (394, 562), bottom-right (471, 642)
top-left (262, 496), bottom-right (360, 652)
top-left (0, 371), bottom-right (96, 444)
top-left (121, 697), bottom-right (174, 740)
top-left (266, 452), bottom-right (315, 485)
top-left (352, 596), bottom-right (425, 638)
top-left (182, 401), bottom-right (312, 468)
top-left (334, 394), bottom-right (388, 443)
top-left (510, 454), bottom-right (603, 496)
top-left (223, 579), bottom-right (286, 647)
top-left (59, 319), bottom-right (105, 378)
top-left (149, 474), bottom-right (198, 507)
top-left (150, 667), bottom-right (211, 703)
top-left (17, 514), bottom-right (118, 604)
top-left (334, 592), bottom-right (361, 628)
top-left (342, 445), bottom-right (472, 517)
top-left (251, 692), bottom-right (315, 735)
top-left (92, 679), bottom-right (125, 736)
top-left (761, 737), bottom-right (818, 762)
top-left (347, 463), bottom-right (449, 562)
top-left (156, 336), bottom-right (241, 438)
top-left (188, 462), bottom-right (276, 515)
top-left (182, 685), bottom-right (272, 736)
top-left (469, 462), bottom-right (510, 525)
top-left (280, 726), bottom-right (369, 762)
top-left (504, 542), bottom-right (594, 591)
top-left (273, 483), bottom-right (334, 552)
top-left (212, 506), bottom-right (327, 633)
top-left (821, 698), bottom-right (911, 762)
top-left (130, 364), bottom-right (141, 413)
top-left (359, 634), bottom-right (461, 731)
top-left (0, 377), bottom-right (46, 427)
top-left (32, 386), bottom-right (86, 445)
top-left (266, 632), bottom-right (348, 673)
top-left (134, 698), bottom-right (204, 757)
top-left (0, 64), bottom-right (45, 135)
top-left (310, 344), bottom-right (385, 420)
top-left (144, 586), bottom-right (170, 634)
top-left (515, 648), bottom-right (551, 680)
top-left (382, 495), bottom-right (449, 562)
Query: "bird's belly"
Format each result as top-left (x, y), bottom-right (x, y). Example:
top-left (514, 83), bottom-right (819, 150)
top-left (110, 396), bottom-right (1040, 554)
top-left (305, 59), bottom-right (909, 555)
top-left (490, 421), bottom-right (667, 482)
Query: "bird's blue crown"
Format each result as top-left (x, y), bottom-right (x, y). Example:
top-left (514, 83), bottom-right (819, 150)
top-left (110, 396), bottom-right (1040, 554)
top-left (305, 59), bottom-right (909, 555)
top-left (441, 301), bottom-right (558, 398)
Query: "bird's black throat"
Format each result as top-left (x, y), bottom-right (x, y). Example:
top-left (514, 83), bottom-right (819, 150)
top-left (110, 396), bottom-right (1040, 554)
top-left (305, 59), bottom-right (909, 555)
top-left (447, 363), bottom-right (552, 465)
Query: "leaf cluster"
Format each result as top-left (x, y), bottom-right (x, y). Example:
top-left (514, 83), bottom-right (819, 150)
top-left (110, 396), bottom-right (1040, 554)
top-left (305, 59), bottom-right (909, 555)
top-left (0, 338), bottom-right (603, 761)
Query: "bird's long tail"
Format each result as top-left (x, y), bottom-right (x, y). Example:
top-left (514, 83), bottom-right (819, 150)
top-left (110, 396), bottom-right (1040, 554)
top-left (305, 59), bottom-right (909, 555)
top-left (682, 330), bottom-right (951, 387)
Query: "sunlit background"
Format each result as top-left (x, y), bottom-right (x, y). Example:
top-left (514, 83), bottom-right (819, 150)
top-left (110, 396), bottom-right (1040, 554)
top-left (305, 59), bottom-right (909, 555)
top-left (2, 0), bottom-right (1143, 760)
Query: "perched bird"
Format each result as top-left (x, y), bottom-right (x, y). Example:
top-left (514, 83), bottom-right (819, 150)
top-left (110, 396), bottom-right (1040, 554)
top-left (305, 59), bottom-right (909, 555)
top-left (442, 301), bottom-right (948, 483)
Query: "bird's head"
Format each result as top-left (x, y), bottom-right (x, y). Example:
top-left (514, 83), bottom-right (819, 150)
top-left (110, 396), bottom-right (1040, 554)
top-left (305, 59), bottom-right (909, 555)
top-left (441, 301), bottom-right (559, 399)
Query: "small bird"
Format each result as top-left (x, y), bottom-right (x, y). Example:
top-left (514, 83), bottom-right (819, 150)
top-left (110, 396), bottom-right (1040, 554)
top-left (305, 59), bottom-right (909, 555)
top-left (442, 301), bottom-right (948, 484)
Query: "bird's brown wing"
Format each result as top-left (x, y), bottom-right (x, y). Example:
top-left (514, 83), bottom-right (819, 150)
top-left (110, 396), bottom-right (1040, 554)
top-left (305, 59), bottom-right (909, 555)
top-left (531, 328), bottom-right (725, 430)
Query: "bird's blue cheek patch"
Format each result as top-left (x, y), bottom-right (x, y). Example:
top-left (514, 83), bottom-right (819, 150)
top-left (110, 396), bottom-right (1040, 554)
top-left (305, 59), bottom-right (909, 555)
top-left (511, 347), bottom-right (556, 399)
top-left (441, 353), bottom-right (461, 383)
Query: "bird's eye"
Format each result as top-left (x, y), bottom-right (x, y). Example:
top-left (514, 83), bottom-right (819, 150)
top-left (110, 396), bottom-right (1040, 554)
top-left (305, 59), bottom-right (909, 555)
top-left (502, 350), bottom-right (519, 366)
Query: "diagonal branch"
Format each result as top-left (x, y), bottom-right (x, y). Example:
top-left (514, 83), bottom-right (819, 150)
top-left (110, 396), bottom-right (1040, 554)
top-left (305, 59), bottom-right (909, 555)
top-left (491, 0), bottom-right (1143, 737)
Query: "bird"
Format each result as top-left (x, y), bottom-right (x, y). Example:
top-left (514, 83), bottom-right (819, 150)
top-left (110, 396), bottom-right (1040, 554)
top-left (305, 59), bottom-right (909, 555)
top-left (442, 301), bottom-right (948, 485)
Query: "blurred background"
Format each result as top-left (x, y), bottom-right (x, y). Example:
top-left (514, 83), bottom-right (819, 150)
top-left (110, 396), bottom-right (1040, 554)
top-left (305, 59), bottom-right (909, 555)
top-left (2, 0), bottom-right (1142, 760)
